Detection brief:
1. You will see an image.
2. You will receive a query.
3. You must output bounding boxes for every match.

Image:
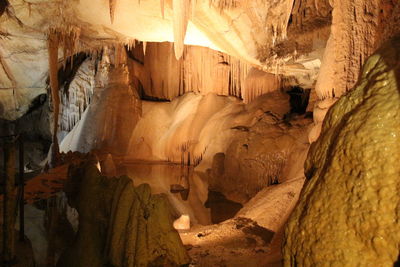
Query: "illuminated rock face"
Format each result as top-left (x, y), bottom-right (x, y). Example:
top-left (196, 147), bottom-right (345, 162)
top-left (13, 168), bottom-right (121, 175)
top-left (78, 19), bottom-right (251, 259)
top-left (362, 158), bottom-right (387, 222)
top-left (60, 49), bottom-right (142, 155)
top-left (0, 0), bottom-right (330, 121)
top-left (61, 89), bottom-right (312, 203)
top-left (124, 91), bottom-right (291, 165)
top-left (284, 36), bottom-right (400, 266)
top-left (315, 0), bottom-right (400, 99)
top-left (60, 57), bottom-right (96, 134)
top-left (129, 42), bottom-right (279, 103)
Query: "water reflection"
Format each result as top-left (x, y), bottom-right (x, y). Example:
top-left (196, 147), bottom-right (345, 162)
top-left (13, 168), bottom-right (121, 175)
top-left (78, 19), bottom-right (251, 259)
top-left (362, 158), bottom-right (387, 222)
top-left (118, 162), bottom-right (211, 225)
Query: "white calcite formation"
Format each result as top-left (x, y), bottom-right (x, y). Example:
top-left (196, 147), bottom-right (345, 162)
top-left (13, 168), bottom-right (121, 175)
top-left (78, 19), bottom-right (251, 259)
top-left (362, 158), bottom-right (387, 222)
top-left (0, 0), bottom-right (335, 121)
top-left (129, 42), bottom-right (280, 103)
top-left (60, 58), bottom-right (96, 134)
top-left (61, 89), bottom-right (311, 203)
top-left (60, 47), bottom-right (142, 155)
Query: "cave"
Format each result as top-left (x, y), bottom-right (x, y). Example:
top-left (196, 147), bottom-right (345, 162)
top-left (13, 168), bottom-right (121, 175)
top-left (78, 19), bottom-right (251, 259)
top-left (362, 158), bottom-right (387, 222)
top-left (0, 0), bottom-right (399, 266)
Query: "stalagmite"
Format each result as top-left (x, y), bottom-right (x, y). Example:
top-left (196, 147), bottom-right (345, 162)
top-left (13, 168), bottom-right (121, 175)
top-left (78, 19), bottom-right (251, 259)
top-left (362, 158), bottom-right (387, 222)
top-left (172, 0), bottom-right (191, 60)
top-left (285, 35), bottom-right (400, 267)
top-left (57, 162), bottom-right (190, 267)
top-left (60, 47), bottom-right (142, 155)
top-left (114, 44), bottom-right (125, 66)
top-left (48, 31), bottom-right (61, 165)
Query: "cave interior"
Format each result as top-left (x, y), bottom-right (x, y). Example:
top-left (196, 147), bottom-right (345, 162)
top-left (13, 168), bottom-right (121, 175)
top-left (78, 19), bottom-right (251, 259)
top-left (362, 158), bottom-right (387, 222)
top-left (0, 0), bottom-right (400, 266)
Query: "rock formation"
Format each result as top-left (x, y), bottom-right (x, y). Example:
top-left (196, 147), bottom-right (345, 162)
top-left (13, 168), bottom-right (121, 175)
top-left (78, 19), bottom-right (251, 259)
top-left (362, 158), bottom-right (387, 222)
top-left (57, 161), bottom-right (190, 267)
top-left (284, 35), bottom-right (400, 266)
top-left (128, 42), bottom-right (280, 103)
top-left (60, 47), bottom-right (141, 155)
top-left (0, 0), bottom-right (330, 122)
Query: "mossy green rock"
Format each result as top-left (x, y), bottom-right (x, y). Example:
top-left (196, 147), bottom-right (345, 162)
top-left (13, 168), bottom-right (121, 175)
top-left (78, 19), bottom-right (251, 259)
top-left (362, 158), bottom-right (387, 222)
top-left (284, 36), bottom-right (400, 266)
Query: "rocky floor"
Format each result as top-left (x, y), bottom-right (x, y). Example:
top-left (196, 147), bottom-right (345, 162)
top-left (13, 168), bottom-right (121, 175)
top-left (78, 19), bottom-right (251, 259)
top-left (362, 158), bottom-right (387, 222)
top-left (180, 217), bottom-right (284, 267)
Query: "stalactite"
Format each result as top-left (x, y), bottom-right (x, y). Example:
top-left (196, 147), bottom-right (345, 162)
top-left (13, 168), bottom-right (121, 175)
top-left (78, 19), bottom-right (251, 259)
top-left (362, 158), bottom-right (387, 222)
top-left (136, 42), bottom-right (280, 103)
top-left (172, 0), bottom-right (191, 60)
top-left (48, 31), bottom-right (61, 165)
top-left (109, 0), bottom-right (116, 24)
top-left (160, 0), bottom-right (165, 18)
top-left (115, 44), bottom-right (123, 66)
top-left (57, 27), bottom-right (82, 67)
top-left (27, 2), bottom-right (32, 16)
top-left (178, 141), bottom-right (197, 166)
top-left (208, 0), bottom-right (239, 11)
top-left (143, 41), bottom-right (147, 55)
top-left (60, 58), bottom-right (96, 132)
top-left (126, 39), bottom-right (136, 51)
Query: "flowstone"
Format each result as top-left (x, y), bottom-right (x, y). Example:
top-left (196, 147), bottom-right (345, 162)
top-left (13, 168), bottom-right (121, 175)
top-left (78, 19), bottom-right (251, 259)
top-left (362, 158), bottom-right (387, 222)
top-left (284, 36), bottom-right (400, 266)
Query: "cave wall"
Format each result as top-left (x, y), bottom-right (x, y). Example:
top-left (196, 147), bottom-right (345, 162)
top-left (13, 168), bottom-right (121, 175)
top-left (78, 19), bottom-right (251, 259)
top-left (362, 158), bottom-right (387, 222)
top-left (0, 1), bottom-right (51, 120)
top-left (0, 93), bottom-right (52, 172)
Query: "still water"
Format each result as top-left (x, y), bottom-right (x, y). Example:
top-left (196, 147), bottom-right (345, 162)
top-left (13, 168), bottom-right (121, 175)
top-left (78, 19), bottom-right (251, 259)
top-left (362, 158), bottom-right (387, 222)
top-left (118, 162), bottom-right (212, 225)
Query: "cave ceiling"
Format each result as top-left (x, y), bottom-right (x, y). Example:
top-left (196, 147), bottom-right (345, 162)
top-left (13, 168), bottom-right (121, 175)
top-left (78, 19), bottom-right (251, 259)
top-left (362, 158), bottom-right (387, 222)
top-left (0, 0), bottom-right (331, 120)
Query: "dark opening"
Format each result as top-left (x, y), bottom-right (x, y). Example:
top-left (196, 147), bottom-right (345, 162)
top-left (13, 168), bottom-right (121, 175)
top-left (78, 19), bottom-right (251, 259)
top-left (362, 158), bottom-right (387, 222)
top-left (205, 191), bottom-right (243, 224)
top-left (394, 253), bottom-right (400, 267)
top-left (58, 53), bottom-right (89, 97)
top-left (287, 86), bottom-right (311, 114)
top-left (0, 0), bottom-right (9, 17)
